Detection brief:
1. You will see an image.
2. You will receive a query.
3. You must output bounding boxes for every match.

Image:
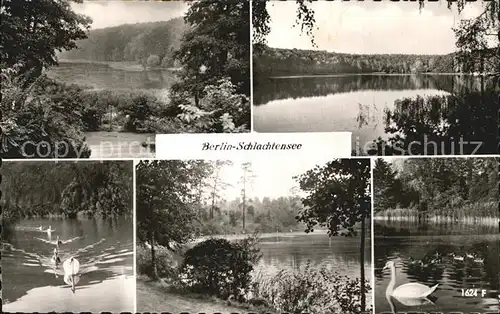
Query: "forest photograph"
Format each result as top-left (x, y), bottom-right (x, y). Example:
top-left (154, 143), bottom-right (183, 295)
top-left (252, 0), bottom-right (499, 156)
top-left (135, 158), bottom-right (372, 314)
top-left (1, 0), bottom-right (251, 159)
top-left (1, 160), bottom-right (135, 312)
top-left (372, 157), bottom-right (499, 313)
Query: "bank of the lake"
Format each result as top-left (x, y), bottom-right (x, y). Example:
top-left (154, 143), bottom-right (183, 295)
top-left (137, 277), bottom-right (271, 313)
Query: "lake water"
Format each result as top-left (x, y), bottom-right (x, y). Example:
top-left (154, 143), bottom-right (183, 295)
top-left (374, 220), bottom-right (499, 313)
top-left (85, 131), bottom-right (155, 158)
top-left (253, 74), bottom-right (485, 153)
top-left (2, 217), bottom-right (135, 312)
top-left (47, 62), bottom-right (176, 92)
top-left (195, 230), bottom-right (372, 305)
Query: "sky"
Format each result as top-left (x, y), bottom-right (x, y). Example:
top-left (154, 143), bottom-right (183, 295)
top-left (265, 1), bottom-right (486, 55)
top-left (209, 155), bottom-right (339, 200)
top-left (71, 1), bottom-right (189, 29)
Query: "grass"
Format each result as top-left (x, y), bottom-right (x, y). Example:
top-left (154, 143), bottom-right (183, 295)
top-left (136, 275), bottom-right (275, 314)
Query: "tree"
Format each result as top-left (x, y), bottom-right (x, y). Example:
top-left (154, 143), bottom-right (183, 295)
top-left (252, 0), bottom-right (317, 49)
top-left (208, 160), bottom-right (233, 219)
top-left (1, 0), bottom-right (91, 77)
top-left (373, 159), bottom-right (399, 212)
top-left (239, 162), bottom-right (256, 230)
top-left (172, 0), bottom-right (250, 107)
top-left (136, 160), bottom-right (212, 279)
top-left (294, 159), bottom-right (371, 313)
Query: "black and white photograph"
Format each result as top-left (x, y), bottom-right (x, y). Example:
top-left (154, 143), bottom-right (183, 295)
top-left (252, 1), bottom-right (499, 155)
top-left (373, 157), bottom-right (499, 313)
top-left (135, 158), bottom-right (372, 313)
top-left (1, 160), bottom-right (135, 312)
top-left (1, 0), bottom-right (251, 159)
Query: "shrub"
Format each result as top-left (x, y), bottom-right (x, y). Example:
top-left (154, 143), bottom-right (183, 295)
top-left (136, 244), bottom-right (179, 281)
top-left (253, 261), bottom-right (372, 314)
top-left (170, 77), bottom-right (250, 133)
top-left (178, 236), bottom-right (262, 301)
top-left (147, 54), bottom-right (161, 67)
top-left (0, 68), bottom-right (91, 158)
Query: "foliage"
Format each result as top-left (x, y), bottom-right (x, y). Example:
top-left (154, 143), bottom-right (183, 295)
top-left (136, 160), bottom-right (213, 278)
top-left (136, 160), bottom-right (213, 249)
top-left (60, 18), bottom-right (187, 66)
top-left (373, 157), bottom-right (498, 218)
top-left (294, 159), bottom-right (371, 237)
top-left (170, 78), bottom-right (250, 133)
top-left (370, 90), bottom-right (499, 155)
top-left (0, 68), bottom-right (91, 158)
top-left (136, 245), bottom-right (179, 280)
top-left (253, 261), bottom-right (372, 314)
top-left (1, 161), bottom-right (133, 219)
top-left (1, 0), bottom-right (91, 78)
top-left (294, 158), bottom-right (371, 311)
top-left (146, 55), bottom-right (161, 67)
top-left (178, 236), bottom-right (262, 301)
top-left (172, 0), bottom-right (250, 103)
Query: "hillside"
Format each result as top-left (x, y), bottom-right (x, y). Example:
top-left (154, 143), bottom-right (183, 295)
top-left (60, 17), bottom-right (188, 67)
top-left (253, 45), bottom-right (459, 76)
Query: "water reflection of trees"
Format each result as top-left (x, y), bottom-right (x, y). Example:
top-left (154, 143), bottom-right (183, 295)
top-left (374, 220), bottom-right (498, 236)
top-left (367, 89), bottom-right (498, 155)
top-left (254, 75), bottom-right (483, 105)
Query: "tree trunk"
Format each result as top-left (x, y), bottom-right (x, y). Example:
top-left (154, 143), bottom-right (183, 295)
top-left (360, 215), bottom-right (366, 313)
top-left (151, 232), bottom-right (158, 279)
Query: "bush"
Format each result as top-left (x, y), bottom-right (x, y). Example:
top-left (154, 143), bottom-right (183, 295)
top-left (0, 68), bottom-right (91, 158)
top-left (178, 236), bottom-right (262, 301)
top-left (253, 261), bottom-right (372, 314)
top-left (169, 77), bottom-right (250, 133)
top-left (147, 54), bottom-right (161, 67)
top-left (136, 244), bottom-right (179, 281)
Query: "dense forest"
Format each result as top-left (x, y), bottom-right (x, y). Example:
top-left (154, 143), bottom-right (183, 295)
top-left (373, 158), bottom-right (498, 221)
top-left (60, 18), bottom-right (187, 68)
top-left (1, 161), bottom-right (133, 222)
top-left (253, 45), bottom-right (459, 76)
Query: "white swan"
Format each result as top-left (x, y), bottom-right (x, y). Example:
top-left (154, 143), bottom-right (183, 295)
top-left (63, 257), bottom-right (80, 293)
top-left (37, 225), bottom-right (44, 231)
top-left (473, 257), bottom-right (484, 263)
top-left (46, 226), bottom-right (55, 236)
top-left (51, 248), bottom-right (61, 265)
top-left (451, 253), bottom-right (464, 261)
top-left (384, 261), bottom-right (439, 299)
top-left (466, 253), bottom-right (474, 259)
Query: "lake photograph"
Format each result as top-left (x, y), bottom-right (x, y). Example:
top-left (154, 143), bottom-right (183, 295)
top-left (372, 157), bottom-right (499, 313)
top-left (135, 158), bottom-right (372, 314)
top-left (1, 160), bottom-right (135, 312)
top-left (252, 1), bottom-right (499, 155)
top-left (1, 0), bottom-right (251, 159)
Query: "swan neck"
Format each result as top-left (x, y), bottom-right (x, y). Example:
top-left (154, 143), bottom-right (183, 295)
top-left (386, 265), bottom-right (396, 295)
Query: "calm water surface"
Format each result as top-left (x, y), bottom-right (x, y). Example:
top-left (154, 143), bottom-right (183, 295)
top-left (374, 221), bottom-right (499, 313)
top-left (2, 217), bottom-right (135, 312)
top-left (196, 231), bottom-right (372, 304)
top-left (85, 131), bottom-right (155, 158)
top-left (253, 74), bottom-right (484, 149)
top-left (47, 62), bottom-right (177, 91)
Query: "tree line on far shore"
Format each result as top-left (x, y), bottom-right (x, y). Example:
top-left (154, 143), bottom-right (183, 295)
top-left (373, 158), bottom-right (497, 219)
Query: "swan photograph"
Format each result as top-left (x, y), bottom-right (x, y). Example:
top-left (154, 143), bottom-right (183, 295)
top-left (1, 160), bottom-right (135, 312)
top-left (252, 1), bottom-right (499, 155)
top-left (373, 157), bottom-right (499, 313)
top-left (135, 158), bottom-right (372, 313)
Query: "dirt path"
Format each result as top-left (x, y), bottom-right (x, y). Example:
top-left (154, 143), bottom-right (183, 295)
top-left (137, 279), bottom-right (249, 313)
